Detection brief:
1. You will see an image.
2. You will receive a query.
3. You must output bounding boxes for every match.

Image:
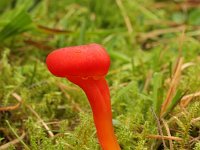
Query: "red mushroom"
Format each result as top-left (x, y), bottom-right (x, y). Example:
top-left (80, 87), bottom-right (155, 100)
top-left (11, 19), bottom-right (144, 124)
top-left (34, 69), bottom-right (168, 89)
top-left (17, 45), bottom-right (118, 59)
top-left (46, 43), bottom-right (120, 150)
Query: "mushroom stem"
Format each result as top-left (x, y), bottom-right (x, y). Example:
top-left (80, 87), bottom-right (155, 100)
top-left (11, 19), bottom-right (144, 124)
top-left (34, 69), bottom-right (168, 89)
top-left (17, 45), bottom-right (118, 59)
top-left (67, 76), bottom-right (121, 150)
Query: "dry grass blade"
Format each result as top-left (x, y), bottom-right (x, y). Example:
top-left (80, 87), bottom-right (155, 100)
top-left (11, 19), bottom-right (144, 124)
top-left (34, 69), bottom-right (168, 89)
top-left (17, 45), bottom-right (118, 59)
top-left (147, 134), bottom-right (183, 141)
top-left (138, 26), bottom-right (185, 42)
top-left (162, 119), bottom-right (174, 150)
top-left (191, 117), bottom-right (200, 124)
top-left (24, 39), bottom-right (54, 50)
top-left (180, 91), bottom-right (200, 107)
top-left (37, 25), bottom-right (72, 35)
top-left (0, 93), bottom-right (22, 111)
top-left (153, 1), bottom-right (200, 10)
top-left (160, 57), bottom-right (184, 117)
top-left (181, 62), bottom-right (195, 70)
top-left (0, 103), bottom-right (20, 112)
top-left (0, 131), bottom-right (26, 150)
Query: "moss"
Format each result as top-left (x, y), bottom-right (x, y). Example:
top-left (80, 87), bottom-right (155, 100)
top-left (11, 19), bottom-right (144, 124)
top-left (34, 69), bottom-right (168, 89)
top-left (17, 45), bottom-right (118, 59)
top-left (0, 0), bottom-right (200, 149)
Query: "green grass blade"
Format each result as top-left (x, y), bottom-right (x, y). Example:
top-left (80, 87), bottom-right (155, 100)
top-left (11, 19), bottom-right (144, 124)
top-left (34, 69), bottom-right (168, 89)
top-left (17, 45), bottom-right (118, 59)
top-left (0, 9), bottom-right (33, 41)
top-left (162, 89), bottom-right (185, 118)
top-left (152, 72), bottom-right (164, 115)
top-left (109, 50), bottom-right (130, 63)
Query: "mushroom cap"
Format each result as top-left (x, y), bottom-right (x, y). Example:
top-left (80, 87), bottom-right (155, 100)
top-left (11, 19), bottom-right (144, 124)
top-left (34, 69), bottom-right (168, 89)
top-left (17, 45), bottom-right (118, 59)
top-left (46, 43), bottom-right (110, 77)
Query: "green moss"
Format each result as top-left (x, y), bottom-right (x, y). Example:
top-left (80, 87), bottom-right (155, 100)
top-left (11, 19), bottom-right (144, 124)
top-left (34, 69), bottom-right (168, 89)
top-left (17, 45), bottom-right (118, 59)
top-left (0, 0), bottom-right (200, 149)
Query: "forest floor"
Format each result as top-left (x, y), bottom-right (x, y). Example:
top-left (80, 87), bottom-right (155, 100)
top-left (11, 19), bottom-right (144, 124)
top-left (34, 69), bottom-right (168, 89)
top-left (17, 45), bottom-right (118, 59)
top-left (0, 0), bottom-right (200, 149)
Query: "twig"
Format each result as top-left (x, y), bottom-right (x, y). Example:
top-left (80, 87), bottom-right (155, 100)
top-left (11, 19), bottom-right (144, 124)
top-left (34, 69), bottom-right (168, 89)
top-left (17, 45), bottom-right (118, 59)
top-left (0, 103), bottom-right (20, 112)
top-left (12, 93), bottom-right (23, 102)
top-left (147, 134), bottom-right (183, 141)
top-left (0, 93), bottom-right (22, 112)
top-left (151, 108), bottom-right (167, 149)
top-left (0, 131), bottom-right (26, 150)
top-left (25, 105), bottom-right (54, 137)
top-left (12, 93), bottom-right (54, 137)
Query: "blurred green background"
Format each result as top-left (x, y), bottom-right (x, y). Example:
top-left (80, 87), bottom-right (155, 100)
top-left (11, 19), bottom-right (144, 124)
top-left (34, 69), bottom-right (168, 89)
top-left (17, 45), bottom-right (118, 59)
top-left (0, 0), bottom-right (200, 149)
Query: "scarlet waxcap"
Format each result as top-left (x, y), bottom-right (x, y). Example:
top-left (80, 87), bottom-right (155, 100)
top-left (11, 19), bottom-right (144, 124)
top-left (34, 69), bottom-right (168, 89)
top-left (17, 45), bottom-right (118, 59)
top-left (46, 43), bottom-right (110, 77)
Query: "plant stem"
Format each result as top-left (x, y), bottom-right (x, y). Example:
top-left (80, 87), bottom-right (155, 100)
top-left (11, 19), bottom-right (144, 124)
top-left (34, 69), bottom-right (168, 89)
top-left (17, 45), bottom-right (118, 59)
top-left (67, 76), bottom-right (120, 150)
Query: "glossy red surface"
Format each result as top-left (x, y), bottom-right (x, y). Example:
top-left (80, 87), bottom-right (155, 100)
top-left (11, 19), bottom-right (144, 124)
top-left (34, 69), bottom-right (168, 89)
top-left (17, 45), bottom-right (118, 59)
top-left (46, 43), bottom-right (110, 77)
top-left (46, 43), bottom-right (120, 150)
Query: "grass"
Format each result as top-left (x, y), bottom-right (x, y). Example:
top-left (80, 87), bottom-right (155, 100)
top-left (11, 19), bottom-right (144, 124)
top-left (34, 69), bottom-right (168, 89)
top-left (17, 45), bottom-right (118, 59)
top-left (0, 0), bottom-right (200, 149)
